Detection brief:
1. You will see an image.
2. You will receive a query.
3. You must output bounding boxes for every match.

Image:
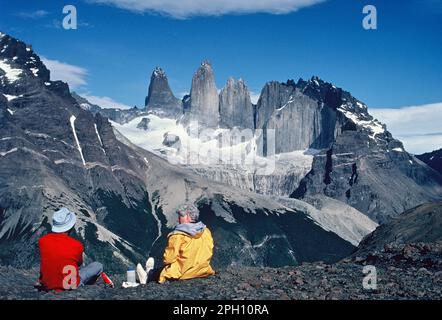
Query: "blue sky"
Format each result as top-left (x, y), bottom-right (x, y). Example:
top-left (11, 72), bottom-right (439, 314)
top-left (1, 0), bottom-right (442, 152)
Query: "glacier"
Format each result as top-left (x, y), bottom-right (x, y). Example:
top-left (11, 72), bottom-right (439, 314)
top-left (111, 113), bottom-right (317, 196)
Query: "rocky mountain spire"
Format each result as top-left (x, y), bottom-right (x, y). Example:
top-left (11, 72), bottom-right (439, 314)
top-left (189, 61), bottom-right (219, 128)
top-left (145, 66), bottom-right (182, 118)
top-left (219, 77), bottom-right (254, 129)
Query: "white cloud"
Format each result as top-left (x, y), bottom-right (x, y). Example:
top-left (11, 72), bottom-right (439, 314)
top-left (88, 0), bottom-right (325, 19)
top-left (79, 94), bottom-right (133, 110)
top-left (395, 134), bottom-right (442, 156)
top-left (370, 102), bottom-right (442, 155)
top-left (41, 57), bottom-right (88, 89)
top-left (17, 10), bottom-right (49, 19)
top-left (41, 57), bottom-right (130, 110)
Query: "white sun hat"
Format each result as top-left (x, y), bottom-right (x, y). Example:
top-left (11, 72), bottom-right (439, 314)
top-left (51, 207), bottom-right (77, 233)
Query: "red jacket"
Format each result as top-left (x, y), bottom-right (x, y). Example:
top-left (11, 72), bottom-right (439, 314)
top-left (39, 233), bottom-right (83, 291)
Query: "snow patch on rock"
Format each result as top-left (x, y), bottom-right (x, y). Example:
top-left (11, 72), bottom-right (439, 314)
top-left (338, 103), bottom-right (385, 140)
top-left (93, 123), bottom-right (106, 155)
top-left (0, 59), bottom-right (23, 83)
top-left (30, 67), bottom-right (39, 77)
top-left (4, 94), bottom-right (22, 101)
top-left (69, 115), bottom-right (86, 166)
top-left (0, 148), bottom-right (18, 157)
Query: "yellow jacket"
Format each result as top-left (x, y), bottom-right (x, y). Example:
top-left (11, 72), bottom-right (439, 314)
top-left (159, 224), bottom-right (215, 283)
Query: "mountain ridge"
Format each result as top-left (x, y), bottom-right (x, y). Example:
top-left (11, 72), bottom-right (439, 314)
top-left (88, 60), bottom-right (442, 224)
top-left (356, 201), bottom-right (442, 254)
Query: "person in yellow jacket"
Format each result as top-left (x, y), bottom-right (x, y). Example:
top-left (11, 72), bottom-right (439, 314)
top-left (136, 203), bottom-right (215, 284)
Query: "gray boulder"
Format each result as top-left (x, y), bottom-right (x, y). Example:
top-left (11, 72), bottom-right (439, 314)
top-left (137, 117), bottom-right (150, 130)
top-left (162, 132), bottom-right (181, 148)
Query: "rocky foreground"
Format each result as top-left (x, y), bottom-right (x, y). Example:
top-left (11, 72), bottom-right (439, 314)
top-left (0, 242), bottom-right (440, 300)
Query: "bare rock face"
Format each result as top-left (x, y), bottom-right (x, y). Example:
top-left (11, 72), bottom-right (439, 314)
top-left (265, 91), bottom-right (339, 153)
top-left (145, 67), bottom-right (182, 118)
top-left (417, 148), bottom-right (442, 175)
top-left (255, 78), bottom-right (344, 154)
top-left (219, 77), bottom-right (254, 129)
top-left (255, 81), bottom-right (295, 130)
top-left (189, 61), bottom-right (220, 128)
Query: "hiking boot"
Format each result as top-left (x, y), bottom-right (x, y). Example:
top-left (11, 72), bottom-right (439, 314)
top-left (101, 272), bottom-right (114, 288)
top-left (136, 263), bottom-right (148, 285)
top-left (145, 257), bottom-right (155, 274)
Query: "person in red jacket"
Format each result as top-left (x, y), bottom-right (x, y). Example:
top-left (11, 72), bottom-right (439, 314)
top-left (38, 208), bottom-right (104, 291)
